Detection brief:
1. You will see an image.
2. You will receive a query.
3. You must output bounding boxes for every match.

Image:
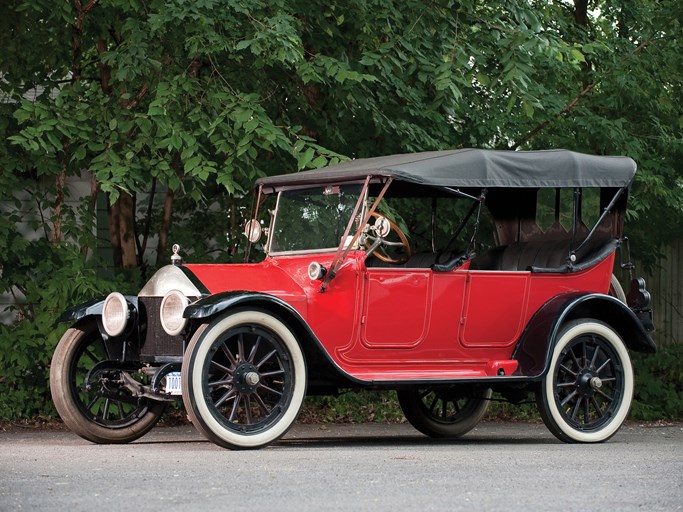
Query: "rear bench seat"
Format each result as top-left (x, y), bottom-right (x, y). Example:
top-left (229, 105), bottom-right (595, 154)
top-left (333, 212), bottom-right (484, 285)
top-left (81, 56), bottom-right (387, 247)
top-left (469, 238), bottom-right (619, 273)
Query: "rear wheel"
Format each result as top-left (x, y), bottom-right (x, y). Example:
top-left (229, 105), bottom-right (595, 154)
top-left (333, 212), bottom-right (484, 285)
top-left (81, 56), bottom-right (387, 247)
top-left (50, 319), bottom-right (165, 444)
top-left (397, 386), bottom-right (491, 438)
top-left (536, 319), bottom-right (633, 443)
top-left (609, 274), bottom-right (627, 303)
top-left (182, 310), bottom-right (306, 449)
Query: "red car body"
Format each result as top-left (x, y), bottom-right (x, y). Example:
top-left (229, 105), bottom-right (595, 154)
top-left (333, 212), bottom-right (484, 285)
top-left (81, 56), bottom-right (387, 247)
top-left (186, 249), bottom-right (614, 381)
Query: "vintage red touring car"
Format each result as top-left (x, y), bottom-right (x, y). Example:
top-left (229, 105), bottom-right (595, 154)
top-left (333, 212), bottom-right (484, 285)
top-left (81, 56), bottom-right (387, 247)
top-left (50, 149), bottom-right (655, 449)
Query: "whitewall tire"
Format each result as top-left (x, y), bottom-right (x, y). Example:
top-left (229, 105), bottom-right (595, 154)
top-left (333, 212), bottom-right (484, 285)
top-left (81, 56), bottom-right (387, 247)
top-left (537, 319), bottom-right (633, 443)
top-left (182, 310), bottom-right (306, 449)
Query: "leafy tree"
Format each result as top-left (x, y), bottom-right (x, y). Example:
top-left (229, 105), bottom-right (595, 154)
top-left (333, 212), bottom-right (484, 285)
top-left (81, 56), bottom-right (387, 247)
top-left (0, 0), bottom-right (681, 419)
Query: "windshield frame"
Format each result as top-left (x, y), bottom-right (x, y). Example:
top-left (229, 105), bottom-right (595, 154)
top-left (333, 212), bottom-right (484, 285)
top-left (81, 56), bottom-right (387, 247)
top-left (265, 182), bottom-right (368, 257)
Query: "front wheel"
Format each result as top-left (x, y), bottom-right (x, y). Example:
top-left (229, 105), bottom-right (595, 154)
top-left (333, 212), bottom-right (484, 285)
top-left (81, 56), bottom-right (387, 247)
top-left (536, 319), bottom-right (633, 443)
top-left (181, 310), bottom-right (307, 449)
top-left (397, 386), bottom-right (491, 438)
top-left (50, 319), bottom-right (165, 444)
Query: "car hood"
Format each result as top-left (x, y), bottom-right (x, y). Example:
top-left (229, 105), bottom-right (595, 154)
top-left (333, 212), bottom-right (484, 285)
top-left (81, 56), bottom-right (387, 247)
top-left (184, 261), bottom-right (306, 297)
top-left (138, 260), bottom-right (306, 299)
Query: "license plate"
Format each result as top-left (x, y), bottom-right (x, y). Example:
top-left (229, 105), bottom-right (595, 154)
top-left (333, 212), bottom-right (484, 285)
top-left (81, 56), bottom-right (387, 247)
top-left (165, 372), bottom-right (182, 395)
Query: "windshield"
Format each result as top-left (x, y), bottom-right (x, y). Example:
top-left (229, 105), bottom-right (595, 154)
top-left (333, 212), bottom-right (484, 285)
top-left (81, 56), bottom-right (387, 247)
top-left (268, 184), bottom-right (363, 254)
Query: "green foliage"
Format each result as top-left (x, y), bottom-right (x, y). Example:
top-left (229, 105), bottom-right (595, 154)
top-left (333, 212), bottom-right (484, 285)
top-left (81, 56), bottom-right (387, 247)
top-left (0, 173), bottom-right (138, 419)
top-left (0, 243), bottom-right (135, 420)
top-left (301, 391), bottom-right (406, 424)
top-left (631, 345), bottom-right (683, 420)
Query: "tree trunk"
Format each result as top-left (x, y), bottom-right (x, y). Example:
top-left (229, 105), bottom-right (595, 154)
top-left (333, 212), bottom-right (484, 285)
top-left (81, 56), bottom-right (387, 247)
top-left (96, 38), bottom-right (111, 94)
top-left (108, 198), bottom-right (122, 267)
top-left (117, 192), bottom-right (137, 268)
top-left (156, 188), bottom-right (174, 266)
top-left (573, 0), bottom-right (592, 89)
top-left (72, 0), bottom-right (99, 82)
top-left (52, 167), bottom-right (66, 242)
top-left (156, 151), bottom-right (181, 265)
top-left (140, 177), bottom-right (157, 258)
top-left (80, 173), bottom-right (99, 256)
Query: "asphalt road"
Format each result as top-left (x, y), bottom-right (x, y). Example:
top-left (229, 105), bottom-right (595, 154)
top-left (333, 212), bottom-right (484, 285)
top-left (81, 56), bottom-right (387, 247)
top-left (1, 421), bottom-right (682, 511)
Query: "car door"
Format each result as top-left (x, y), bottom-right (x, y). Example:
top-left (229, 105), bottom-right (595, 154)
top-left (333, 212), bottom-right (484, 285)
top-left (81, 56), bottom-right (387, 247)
top-left (360, 268), bottom-right (432, 348)
top-left (459, 269), bottom-right (531, 349)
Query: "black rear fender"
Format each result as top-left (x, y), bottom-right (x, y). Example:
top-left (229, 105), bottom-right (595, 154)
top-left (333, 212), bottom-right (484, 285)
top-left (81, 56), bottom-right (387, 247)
top-left (513, 293), bottom-right (656, 378)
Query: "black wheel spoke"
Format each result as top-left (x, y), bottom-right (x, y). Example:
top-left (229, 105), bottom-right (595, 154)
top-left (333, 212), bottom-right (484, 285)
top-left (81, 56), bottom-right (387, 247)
top-left (220, 343), bottom-right (237, 366)
top-left (570, 396), bottom-right (583, 420)
top-left (428, 395), bottom-right (439, 415)
top-left (214, 388), bottom-right (236, 407)
top-left (86, 393), bottom-right (102, 412)
top-left (209, 377), bottom-right (234, 388)
top-left (591, 397), bottom-right (605, 419)
top-left (259, 369), bottom-right (285, 378)
top-left (595, 358), bottom-right (612, 375)
top-left (583, 398), bottom-right (590, 424)
top-left (83, 348), bottom-right (101, 365)
top-left (116, 400), bottom-right (126, 420)
top-left (589, 345), bottom-right (601, 370)
top-left (561, 390), bottom-right (578, 407)
top-left (559, 363), bottom-right (577, 377)
top-left (256, 349), bottom-right (278, 369)
top-left (210, 360), bottom-right (233, 375)
top-left (237, 333), bottom-right (246, 362)
top-left (418, 389), bottom-right (432, 400)
top-left (247, 336), bottom-right (261, 364)
top-left (569, 350), bottom-right (582, 370)
top-left (258, 382), bottom-right (283, 397)
top-left (253, 392), bottom-right (271, 415)
top-left (419, 392), bottom-right (475, 423)
top-left (595, 388), bottom-right (614, 402)
top-left (243, 395), bottom-right (253, 424)
top-left (228, 394), bottom-right (241, 422)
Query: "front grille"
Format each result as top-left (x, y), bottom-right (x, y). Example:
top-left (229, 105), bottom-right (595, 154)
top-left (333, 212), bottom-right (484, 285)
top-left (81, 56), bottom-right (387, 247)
top-left (139, 296), bottom-right (184, 359)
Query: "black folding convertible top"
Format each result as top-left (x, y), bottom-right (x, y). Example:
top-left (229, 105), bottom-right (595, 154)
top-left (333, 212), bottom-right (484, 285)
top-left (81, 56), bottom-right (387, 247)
top-left (257, 149), bottom-right (637, 191)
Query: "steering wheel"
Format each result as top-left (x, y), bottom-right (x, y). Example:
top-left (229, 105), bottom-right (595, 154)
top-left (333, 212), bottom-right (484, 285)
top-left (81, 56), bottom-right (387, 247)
top-left (364, 212), bottom-right (411, 265)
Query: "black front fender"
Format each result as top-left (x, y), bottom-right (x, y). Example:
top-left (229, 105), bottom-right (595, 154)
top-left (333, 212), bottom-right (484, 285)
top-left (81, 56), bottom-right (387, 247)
top-left (183, 291), bottom-right (304, 321)
top-left (59, 295), bottom-right (141, 360)
top-left (60, 298), bottom-right (106, 322)
top-left (513, 292), bottom-right (656, 379)
top-left (60, 295), bottom-right (140, 323)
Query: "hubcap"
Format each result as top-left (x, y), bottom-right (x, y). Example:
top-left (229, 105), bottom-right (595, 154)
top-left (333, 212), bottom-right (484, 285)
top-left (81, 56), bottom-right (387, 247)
top-left (234, 363), bottom-right (260, 393)
top-left (245, 372), bottom-right (260, 387)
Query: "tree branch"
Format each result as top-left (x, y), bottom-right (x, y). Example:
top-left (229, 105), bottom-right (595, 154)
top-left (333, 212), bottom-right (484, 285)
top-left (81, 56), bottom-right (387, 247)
top-left (124, 83), bottom-right (149, 110)
top-left (71, 0), bottom-right (99, 81)
top-left (509, 37), bottom-right (652, 150)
